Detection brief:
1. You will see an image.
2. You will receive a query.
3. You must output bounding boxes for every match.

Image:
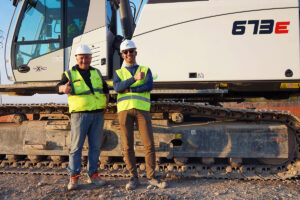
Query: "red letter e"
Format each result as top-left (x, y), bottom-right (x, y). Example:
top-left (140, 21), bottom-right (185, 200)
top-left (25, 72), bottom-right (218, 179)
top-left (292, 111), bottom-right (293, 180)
top-left (275, 21), bottom-right (290, 34)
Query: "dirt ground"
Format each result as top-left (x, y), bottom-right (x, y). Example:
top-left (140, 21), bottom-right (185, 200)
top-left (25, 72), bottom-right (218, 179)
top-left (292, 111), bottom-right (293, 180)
top-left (0, 173), bottom-right (299, 200)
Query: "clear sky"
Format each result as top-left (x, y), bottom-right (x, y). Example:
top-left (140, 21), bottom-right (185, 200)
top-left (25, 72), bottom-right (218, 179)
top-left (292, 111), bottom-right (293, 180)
top-left (0, 1), bottom-right (14, 41)
top-left (0, 0), bottom-right (15, 83)
top-left (0, 0), bottom-right (146, 103)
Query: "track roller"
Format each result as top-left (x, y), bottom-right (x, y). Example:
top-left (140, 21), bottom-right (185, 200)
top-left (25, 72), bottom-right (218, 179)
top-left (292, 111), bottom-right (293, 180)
top-left (100, 164), bottom-right (106, 170)
top-left (202, 157), bottom-right (215, 166)
top-left (0, 161), bottom-right (9, 167)
top-left (229, 158), bottom-right (242, 168)
top-left (12, 162), bottom-right (20, 168)
top-left (24, 161), bottom-right (33, 168)
top-left (226, 166), bottom-right (233, 173)
top-left (174, 157), bottom-right (188, 166)
top-left (6, 155), bottom-right (24, 162)
top-left (50, 156), bottom-right (66, 163)
top-left (139, 163), bottom-right (146, 171)
top-left (12, 114), bottom-right (27, 124)
top-left (113, 163), bottom-right (120, 170)
top-left (167, 164), bottom-right (174, 172)
top-left (28, 155), bottom-right (44, 163)
top-left (49, 162), bottom-right (60, 168)
top-left (61, 162), bottom-right (68, 169)
top-left (100, 156), bottom-right (111, 164)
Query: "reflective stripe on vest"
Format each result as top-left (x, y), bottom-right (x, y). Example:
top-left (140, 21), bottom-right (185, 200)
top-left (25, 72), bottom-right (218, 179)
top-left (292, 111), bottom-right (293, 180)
top-left (117, 95), bottom-right (151, 103)
top-left (116, 66), bottom-right (150, 112)
top-left (64, 68), bottom-right (106, 112)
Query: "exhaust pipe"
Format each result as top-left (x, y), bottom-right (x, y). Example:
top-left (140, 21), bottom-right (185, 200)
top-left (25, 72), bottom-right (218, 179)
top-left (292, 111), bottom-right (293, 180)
top-left (119, 0), bottom-right (135, 39)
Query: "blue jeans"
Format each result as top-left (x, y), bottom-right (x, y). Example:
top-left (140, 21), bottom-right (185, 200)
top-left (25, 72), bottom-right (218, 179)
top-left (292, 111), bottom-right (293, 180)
top-left (67, 112), bottom-right (104, 176)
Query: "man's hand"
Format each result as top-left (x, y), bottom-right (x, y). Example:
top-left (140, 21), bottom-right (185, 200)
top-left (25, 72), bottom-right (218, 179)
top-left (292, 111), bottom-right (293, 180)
top-left (59, 80), bottom-right (72, 94)
top-left (121, 89), bottom-right (130, 94)
top-left (134, 68), bottom-right (145, 81)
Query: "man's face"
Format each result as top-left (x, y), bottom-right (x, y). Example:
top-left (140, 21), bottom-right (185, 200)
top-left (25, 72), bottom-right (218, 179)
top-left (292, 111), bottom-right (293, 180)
top-left (76, 54), bottom-right (92, 70)
top-left (121, 48), bottom-right (137, 65)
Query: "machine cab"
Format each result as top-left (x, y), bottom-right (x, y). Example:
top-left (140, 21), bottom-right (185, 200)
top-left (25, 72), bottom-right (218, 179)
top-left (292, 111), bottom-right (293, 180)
top-left (7, 0), bottom-right (120, 83)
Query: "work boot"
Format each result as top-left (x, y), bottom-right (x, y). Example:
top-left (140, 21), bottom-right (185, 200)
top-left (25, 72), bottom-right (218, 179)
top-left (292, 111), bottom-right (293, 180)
top-left (125, 177), bottom-right (139, 190)
top-left (67, 174), bottom-right (80, 190)
top-left (148, 177), bottom-right (167, 189)
top-left (87, 173), bottom-right (106, 186)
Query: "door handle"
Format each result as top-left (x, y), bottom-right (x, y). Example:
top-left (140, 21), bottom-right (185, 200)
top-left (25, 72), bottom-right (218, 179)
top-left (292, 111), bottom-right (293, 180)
top-left (17, 65), bottom-right (30, 73)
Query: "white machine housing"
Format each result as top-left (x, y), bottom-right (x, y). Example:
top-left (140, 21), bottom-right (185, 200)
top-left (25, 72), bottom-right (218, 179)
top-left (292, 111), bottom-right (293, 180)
top-left (133, 0), bottom-right (300, 82)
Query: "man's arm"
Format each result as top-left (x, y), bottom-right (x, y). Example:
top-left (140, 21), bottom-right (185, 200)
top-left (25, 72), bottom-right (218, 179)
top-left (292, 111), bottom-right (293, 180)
top-left (102, 80), bottom-right (109, 94)
top-left (101, 76), bottom-right (110, 107)
top-left (113, 71), bottom-right (136, 93)
top-left (130, 68), bottom-right (153, 93)
top-left (56, 73), bottom-right (72, 94)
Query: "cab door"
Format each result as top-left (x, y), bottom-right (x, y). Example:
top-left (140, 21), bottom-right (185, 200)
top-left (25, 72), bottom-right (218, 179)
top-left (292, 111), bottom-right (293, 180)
top-left (12, 0), bottom-right (64, 82)
top-left (68, 0), bottom-right (109, 77)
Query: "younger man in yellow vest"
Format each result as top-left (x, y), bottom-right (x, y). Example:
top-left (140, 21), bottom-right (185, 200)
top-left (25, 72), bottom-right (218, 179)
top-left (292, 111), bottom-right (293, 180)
top-left (113, 40), bottom-right (167, 190)
top-left (57, 45), bottom-right (109, 190)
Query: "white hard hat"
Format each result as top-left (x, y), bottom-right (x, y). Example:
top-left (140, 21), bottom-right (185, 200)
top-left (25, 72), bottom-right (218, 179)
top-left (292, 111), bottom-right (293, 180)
top-left (75, 44), bottom-right (92, 55)
top-left (120, 39), bottom-right (136, 52)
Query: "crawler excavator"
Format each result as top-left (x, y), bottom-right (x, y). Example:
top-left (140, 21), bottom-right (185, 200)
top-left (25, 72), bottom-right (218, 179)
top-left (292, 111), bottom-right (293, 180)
top-left (0, 0), bottom-right (300, 179)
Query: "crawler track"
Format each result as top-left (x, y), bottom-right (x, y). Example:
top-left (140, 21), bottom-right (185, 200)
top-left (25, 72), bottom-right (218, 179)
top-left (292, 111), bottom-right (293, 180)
top-left (0, 102), bottom-right (299, 180)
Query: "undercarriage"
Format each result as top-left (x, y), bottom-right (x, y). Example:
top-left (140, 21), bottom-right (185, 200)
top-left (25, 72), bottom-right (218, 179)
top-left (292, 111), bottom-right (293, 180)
top-left (0, 102), bottom-right (299, 180)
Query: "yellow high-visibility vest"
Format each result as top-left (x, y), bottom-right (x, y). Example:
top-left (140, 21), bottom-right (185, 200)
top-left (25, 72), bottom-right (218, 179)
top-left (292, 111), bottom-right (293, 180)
top-left (116, 66), bottom-right (150, 113)
top-left (65, 68), bottom-right (106, 113)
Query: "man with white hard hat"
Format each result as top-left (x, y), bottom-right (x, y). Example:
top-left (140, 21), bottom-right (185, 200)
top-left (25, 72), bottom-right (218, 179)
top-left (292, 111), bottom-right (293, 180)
top-left (56, 44), bottom-right (109, 190)
top-left (113, 40), bottom-right (167, 190)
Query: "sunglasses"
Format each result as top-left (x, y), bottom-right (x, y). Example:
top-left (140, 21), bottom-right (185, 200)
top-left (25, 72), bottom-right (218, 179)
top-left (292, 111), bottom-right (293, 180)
top-left (122, 49), bottom-right (135, 54)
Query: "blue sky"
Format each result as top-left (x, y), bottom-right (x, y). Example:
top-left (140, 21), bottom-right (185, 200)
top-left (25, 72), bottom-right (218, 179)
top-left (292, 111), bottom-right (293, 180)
top-left (0, 0), bottom-right (146, 103)
top-left (0, 1), bottom-right (14, 41)
top-left (0, 0), bottom-right (15, 82)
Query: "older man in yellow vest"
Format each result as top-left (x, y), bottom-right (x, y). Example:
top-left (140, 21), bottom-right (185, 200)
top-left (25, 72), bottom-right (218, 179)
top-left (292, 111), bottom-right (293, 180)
top-left (113, 40), bottom-right (167, 190)
top-left (57, 45), bottom-right (109, 190)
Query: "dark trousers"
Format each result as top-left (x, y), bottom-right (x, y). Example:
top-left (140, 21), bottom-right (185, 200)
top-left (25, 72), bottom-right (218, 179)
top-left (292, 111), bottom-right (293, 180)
top-left (118, 108), bottom-right (155, 179)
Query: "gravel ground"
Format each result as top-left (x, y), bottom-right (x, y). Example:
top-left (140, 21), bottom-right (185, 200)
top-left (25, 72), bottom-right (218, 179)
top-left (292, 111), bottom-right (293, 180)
top-left (0, 174), bottom-right (299, 200)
